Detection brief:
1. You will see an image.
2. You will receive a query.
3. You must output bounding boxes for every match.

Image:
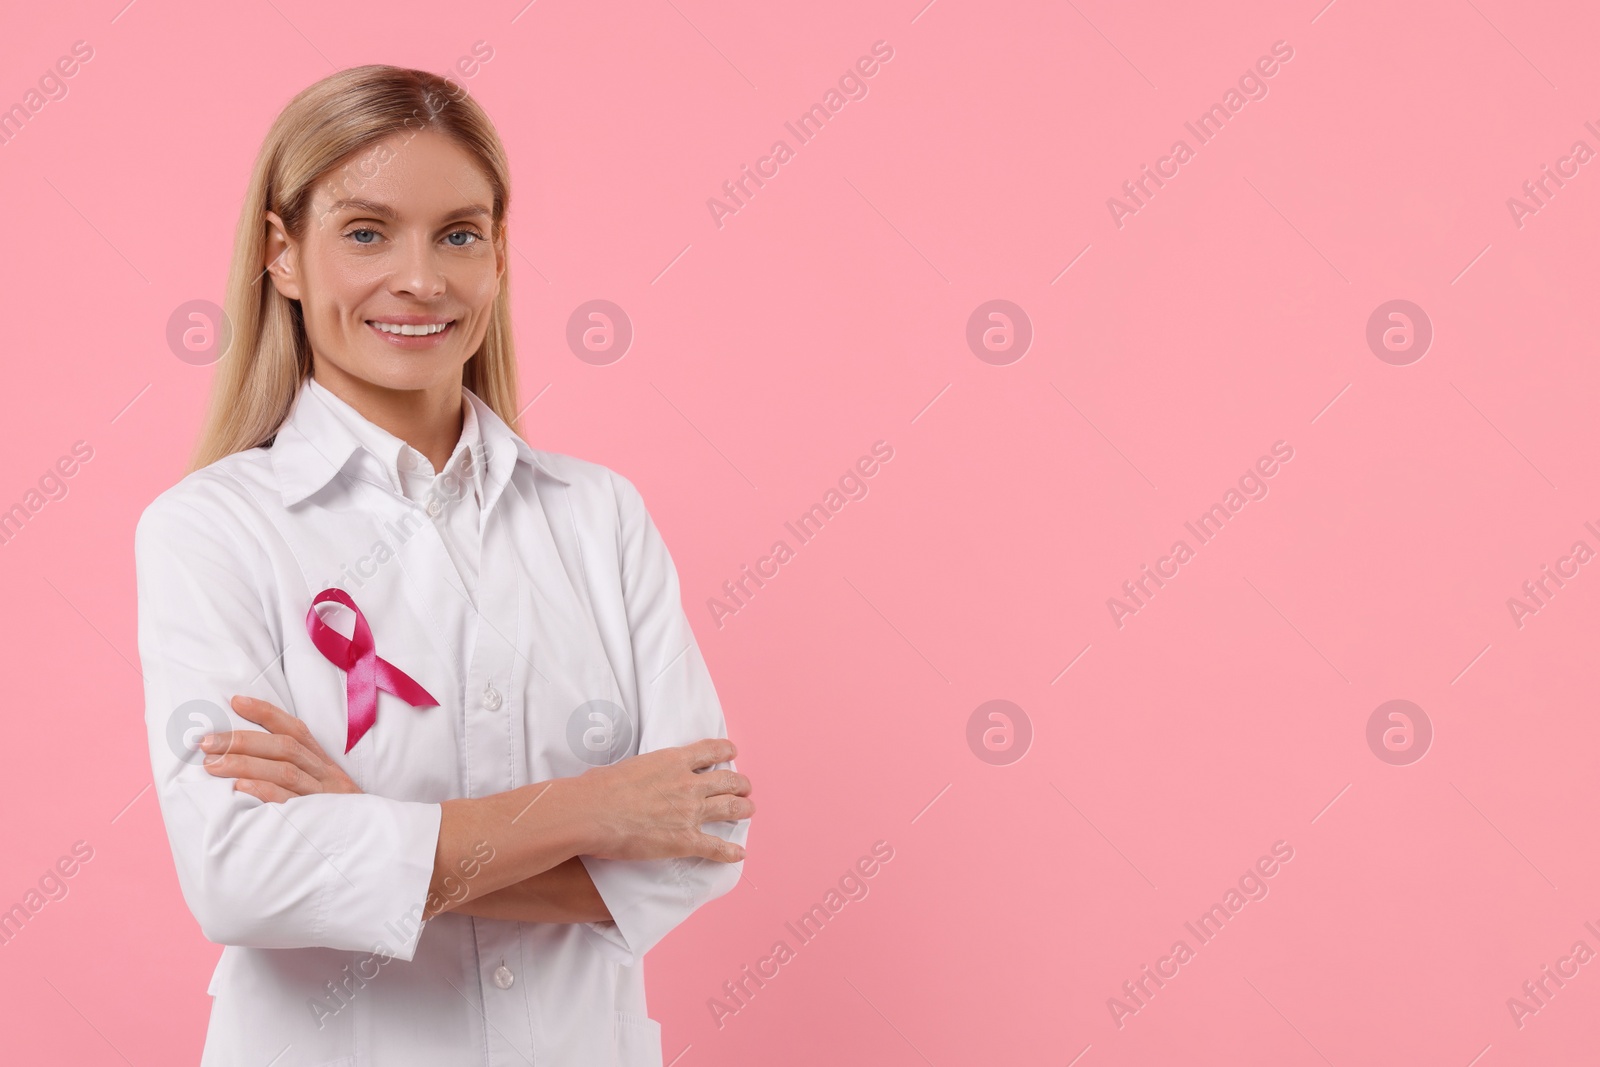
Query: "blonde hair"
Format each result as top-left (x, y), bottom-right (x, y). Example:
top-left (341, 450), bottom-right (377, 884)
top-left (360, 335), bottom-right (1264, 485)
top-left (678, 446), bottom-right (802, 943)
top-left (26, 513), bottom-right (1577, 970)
top-left (189, 65), bottom-right (523, 473)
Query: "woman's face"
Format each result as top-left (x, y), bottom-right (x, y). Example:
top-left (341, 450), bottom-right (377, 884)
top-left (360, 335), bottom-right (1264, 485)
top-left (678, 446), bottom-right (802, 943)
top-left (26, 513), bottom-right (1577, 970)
top-left (263, 127), bottom-right (504, 395)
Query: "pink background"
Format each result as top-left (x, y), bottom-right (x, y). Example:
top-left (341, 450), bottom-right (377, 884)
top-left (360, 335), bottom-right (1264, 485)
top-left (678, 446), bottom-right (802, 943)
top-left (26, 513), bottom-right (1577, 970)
top-left (2, 0), bottom-right (1598, 1063)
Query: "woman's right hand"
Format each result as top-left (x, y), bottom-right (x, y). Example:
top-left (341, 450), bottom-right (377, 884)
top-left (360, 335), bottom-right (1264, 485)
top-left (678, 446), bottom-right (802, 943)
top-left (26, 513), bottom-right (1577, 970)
top-left (573, 738), bottom-right (752, 863)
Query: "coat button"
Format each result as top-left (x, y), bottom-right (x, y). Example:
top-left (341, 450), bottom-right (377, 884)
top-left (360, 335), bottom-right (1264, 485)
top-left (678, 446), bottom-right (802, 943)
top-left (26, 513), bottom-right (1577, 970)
top-left (493, 964), bottom-right (514, 989)
top-left (483, 684), bottom-right (502, 711)
top-left (425, 498), bottom-right (443, 518)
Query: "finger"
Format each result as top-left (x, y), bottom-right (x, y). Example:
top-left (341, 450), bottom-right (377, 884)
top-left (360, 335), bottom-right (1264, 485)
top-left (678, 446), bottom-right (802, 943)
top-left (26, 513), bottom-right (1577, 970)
top-left (234, 695), bottom-right (340, 764)
top-left (230, 694), bottom-right (295, 731)
top-left (199, 729), bottom-right (273, 758)
top-left (684, 737), bottom-right (737, 770)
top-left (229, 696), bottom-right (328, 756)
top-left (690, 831), bottom-right (747, 863)
top-left (233, 778), bottom-right (296, 804)
top-left (201, 729), bottom-right (326, 780)
top-left (207, 752), bottom-right (316, 794)
top-left (705, 795), bottom-right (755, 823)
top-left (206, 753), bottom-right (320, 796)
top-left (696, 769), bottom-right (751, 798)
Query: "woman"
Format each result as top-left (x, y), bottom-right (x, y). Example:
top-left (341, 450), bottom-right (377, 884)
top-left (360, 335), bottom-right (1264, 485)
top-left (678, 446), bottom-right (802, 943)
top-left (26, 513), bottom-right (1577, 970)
top-left (136, 65), bottom-right (753, 1066)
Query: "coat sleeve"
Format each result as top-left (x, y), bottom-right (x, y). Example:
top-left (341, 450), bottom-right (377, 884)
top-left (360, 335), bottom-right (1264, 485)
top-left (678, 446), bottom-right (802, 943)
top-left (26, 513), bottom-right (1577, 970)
top-left (577, 472), bottom-right (748, 967)
top-left (136, 483), bottom-right (443, 962)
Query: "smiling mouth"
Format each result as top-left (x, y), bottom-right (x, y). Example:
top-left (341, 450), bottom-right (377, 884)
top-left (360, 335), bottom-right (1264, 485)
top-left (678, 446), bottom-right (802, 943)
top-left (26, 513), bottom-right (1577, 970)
top-left (367, 319), bottom-right (456, 336)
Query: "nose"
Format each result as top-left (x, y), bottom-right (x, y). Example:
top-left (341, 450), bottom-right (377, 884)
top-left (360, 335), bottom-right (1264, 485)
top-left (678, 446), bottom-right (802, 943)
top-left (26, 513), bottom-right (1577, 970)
top-left (391, 235), bottom-right (447, 299)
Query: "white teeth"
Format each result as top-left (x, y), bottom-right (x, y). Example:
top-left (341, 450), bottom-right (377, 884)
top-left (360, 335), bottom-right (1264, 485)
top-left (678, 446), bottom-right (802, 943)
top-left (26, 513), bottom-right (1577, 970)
top-left (371, 321), bottom-right (451, 336)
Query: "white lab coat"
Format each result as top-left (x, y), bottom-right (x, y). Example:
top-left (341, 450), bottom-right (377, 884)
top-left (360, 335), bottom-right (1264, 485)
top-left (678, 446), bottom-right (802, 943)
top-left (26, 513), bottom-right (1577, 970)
top-left (135, 377), bottom-right (747, 1066)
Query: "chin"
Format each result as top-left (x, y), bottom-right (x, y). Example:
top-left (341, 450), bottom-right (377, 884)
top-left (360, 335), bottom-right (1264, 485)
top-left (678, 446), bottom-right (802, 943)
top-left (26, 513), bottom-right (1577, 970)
top-left (349, 359), bottom-right (464, 393)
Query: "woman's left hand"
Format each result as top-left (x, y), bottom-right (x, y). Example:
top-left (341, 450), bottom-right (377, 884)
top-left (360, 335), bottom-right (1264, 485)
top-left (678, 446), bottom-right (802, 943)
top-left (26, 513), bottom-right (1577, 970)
top-left (199, 695), bottom-right (363, 803)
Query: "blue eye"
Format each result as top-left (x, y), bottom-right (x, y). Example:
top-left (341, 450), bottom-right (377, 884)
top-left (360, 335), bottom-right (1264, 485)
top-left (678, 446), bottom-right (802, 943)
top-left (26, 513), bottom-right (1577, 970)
top-left (341, 227), bottom-right (484, 247)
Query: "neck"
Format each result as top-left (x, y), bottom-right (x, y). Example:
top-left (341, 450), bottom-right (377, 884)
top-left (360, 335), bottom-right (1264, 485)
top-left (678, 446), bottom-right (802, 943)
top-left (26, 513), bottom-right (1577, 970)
top-left (311, 362), bottom-right (464, 473)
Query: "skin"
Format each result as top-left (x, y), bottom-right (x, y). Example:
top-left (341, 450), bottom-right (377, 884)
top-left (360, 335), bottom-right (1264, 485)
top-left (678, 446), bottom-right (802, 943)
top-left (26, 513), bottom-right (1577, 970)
top-left (197, 128), bottom-right (752, 925)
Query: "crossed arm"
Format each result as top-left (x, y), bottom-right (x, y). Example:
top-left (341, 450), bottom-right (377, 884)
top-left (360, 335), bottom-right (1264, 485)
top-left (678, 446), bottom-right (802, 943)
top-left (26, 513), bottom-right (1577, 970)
top-left (440, 855), bottom-right (609, 924)
top-left (199, 695), bottom-right (612, 925)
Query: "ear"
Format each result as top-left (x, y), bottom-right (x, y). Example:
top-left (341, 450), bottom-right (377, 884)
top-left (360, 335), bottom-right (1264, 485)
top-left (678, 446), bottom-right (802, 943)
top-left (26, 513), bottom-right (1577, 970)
top-left (263, 210), bottom-right (302, 301)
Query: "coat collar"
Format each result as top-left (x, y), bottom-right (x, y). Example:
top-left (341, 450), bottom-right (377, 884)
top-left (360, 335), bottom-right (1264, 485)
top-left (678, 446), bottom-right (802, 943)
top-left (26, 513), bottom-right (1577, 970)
top-left (269, 377), bottom-right (569, 508)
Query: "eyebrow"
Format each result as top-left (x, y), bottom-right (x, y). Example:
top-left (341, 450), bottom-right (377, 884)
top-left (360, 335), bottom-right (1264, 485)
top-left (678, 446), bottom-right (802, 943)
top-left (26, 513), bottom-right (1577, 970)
top-left (325, 197), bottom-right (492, 224)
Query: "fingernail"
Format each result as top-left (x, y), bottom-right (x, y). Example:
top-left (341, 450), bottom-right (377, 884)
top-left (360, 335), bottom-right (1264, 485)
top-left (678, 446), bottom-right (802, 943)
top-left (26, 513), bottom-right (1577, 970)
top-left (200, 735), bottom-right (218, 751)
top-left (203, 753), bottom-right (220, 765)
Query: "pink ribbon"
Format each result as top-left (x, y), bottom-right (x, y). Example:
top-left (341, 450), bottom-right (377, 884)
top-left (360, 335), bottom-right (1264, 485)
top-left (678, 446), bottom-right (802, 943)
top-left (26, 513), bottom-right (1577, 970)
top-left (305, 588), bottom-right (438, 753)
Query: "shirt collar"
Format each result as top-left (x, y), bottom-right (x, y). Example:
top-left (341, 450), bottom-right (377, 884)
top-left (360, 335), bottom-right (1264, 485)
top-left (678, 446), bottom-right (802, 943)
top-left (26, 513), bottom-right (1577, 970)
top-left (447, 394), bottom-right (483, 498)
top-left (269, 376), bottom-right (569, 508)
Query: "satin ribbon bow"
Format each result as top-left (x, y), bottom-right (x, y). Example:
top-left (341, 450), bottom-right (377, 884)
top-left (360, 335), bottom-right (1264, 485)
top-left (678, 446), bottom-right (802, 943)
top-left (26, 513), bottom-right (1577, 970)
top-left (305, 588), bottom-right (438, 753)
